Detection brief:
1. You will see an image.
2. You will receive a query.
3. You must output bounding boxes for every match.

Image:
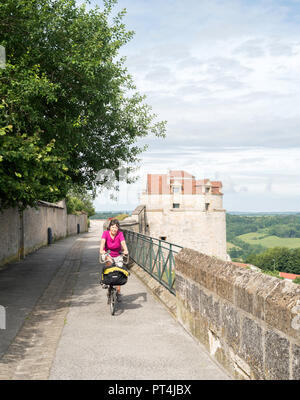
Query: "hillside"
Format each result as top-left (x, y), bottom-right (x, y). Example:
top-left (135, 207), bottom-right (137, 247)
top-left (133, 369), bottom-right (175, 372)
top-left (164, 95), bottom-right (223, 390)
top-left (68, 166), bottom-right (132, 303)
top-left (226, 213), bottom-right (300, 256)
top-left (90, 211), bottom-right (132, 220)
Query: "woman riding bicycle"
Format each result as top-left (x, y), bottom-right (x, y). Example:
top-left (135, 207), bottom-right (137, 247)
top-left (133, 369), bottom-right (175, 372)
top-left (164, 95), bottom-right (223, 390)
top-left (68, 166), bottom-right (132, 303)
top-left (99, 219), bottom-right (129, 302)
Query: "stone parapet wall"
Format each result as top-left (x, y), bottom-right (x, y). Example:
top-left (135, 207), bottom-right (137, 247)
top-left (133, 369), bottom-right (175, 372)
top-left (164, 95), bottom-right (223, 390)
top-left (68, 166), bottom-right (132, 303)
top-left (120, 222), bottom-right (139, 233)
top-left (175, 248), bottom-right (300, 380)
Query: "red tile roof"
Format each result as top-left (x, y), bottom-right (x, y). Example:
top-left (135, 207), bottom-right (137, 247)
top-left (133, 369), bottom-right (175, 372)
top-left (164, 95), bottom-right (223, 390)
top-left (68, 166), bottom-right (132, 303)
top-left (146, 171), bottom-right (223, 195)
top-left (279, 272), bottom-right (300, 280)
top-left (232, 262), bottom-right (250, 269)
top-left (211, 181), bottom-right (222, 187)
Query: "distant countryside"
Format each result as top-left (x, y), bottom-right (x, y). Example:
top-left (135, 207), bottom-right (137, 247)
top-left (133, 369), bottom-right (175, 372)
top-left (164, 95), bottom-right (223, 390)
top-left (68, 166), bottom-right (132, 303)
top-left (227, 212), bottom-right (300, 279)
top-left (90, 211), bottom-right (132, 220)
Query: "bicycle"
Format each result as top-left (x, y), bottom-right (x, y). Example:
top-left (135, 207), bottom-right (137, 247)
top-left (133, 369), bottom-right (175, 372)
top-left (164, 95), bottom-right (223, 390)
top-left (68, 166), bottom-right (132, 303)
top-left (100, 251), bottom-right (129, 315)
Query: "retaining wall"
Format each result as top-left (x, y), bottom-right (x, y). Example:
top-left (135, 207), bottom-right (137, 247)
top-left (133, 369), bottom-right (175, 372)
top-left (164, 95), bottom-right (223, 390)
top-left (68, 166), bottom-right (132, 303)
top-left (0, 208), bottom-right (20, 265)
top-left (67, 213), bottom-right (88, 236)
top-left (23, 203), bottom-right (67, 254)
top-left (0, 202), bottom-right (88, 266)
top-left (175, 248), bottom-right (300, 380)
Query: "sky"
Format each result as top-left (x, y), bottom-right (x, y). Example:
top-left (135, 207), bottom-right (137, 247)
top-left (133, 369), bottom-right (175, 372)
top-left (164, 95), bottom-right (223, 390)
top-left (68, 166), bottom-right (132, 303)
top-left (88, 0), bottom-right (300, 212)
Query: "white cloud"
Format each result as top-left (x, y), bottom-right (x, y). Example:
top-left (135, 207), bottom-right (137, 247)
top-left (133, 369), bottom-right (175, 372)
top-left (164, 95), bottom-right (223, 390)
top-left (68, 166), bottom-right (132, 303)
top-left (89, 0), bottom-right (300, 211)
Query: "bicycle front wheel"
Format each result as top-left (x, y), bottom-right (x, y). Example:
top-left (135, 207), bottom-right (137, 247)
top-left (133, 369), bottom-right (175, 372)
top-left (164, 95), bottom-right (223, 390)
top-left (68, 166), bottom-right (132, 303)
top-left (110, 287), bottom-right (117, 315)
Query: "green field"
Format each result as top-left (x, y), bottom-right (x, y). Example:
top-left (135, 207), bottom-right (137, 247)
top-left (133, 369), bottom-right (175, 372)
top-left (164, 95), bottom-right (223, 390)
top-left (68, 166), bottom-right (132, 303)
top-left (237, 232), bottom-right (300, 249)
top-left (227, 242), bottom-right (241, 250)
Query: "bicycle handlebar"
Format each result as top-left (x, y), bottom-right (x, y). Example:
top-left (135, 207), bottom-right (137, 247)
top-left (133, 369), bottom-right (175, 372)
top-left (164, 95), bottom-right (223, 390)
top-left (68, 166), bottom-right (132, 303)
top-left (100, 251), bottom-right (129, 265)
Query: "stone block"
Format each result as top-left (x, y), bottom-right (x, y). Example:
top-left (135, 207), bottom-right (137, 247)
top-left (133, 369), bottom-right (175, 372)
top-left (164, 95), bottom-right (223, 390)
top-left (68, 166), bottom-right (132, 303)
top-left (176, 297), bottom-right (187, 328)
top-left (177, 299), bottom-right (194, 335)
top-left (175, 249), bottom-right (216, 288)
top-left (186, 311), bottom-right (195, 336)
top-left (186, 279), bottom-right (193, 313)
top-left (265, 330), bottom-right (290, 380)
top-left (240, 316), bottom-right (263, 377)
top-left (175, 273), bottom-right (186, 300)
top-left (215, 265), bottom-right (236, 304)
top-left (292, 343), bottom-right (300, 380)
top-left (214, 345), bottom-right (228, 374)
top-left (252, 274), bottom-right (280, 321)
top-left (199, 289), bottom-right (220, 333)
top-left (265, 280), bottom-right (300, 341)
top-left (190, 282), bottom-right (200, 315)
top-left (194, 265), bottom-right (207, 288)
top-left (175, 248), bottom-right (197, 278)
top-left (199, 289), bottom-right (212, 318)
top-left (233, 270), bottom-right (259, 314)
top-left (194, 315), bottom-right (209, 350)
top-left (221, 303), bottom-right (240, 352)
top-left (211, 298), bottom-right (221, 332)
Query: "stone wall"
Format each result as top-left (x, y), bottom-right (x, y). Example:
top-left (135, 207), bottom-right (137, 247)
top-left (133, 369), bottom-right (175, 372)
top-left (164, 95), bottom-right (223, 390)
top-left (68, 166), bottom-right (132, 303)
top-left (138, 191), bottom-right (227, 261)
top-left (67, 213), bottom-right (88, 236)
top-left (139, 192), bottom-right (223, 211)
top-left (144, 208), bottom-right (227, 261)
top-left (132, 205), bottom-right (148, 234)
top-left (0, 202), bottom-right (88, 267)
top-left (23, 203), bottom-right (67, 254)
top-left (0, 208), bottom-right (20, 266)
top-left (120, 218), bottom-right (140, 233)
top-left (175, 248), bottom-right (300, 380)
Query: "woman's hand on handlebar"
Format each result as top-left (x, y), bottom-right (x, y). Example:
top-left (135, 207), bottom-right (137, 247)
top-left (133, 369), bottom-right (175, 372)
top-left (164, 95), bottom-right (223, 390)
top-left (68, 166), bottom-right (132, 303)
top-left (99, 252), bottom-right (112, 264)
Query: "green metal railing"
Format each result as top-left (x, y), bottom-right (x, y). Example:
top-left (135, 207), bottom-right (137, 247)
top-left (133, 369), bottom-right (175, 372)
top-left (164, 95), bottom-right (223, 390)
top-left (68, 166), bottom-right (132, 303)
top-left (123, 230), bottom-right (183, 295)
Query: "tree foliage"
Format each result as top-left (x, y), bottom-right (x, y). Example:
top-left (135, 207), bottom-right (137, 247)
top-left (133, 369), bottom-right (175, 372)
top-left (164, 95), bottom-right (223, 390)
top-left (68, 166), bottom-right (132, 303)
top-left (227, 213), bottom-right (300, 241)
top-left (65, 187), bottom-right (95, 217)
top-left (227, 213), bottom-right (300, 262)
top-left (0, 0), bottom-right (166, 210)
top-left (246, 247), bottom-right (300, 274)
top-left (0, 125), bottom-right (71, 209)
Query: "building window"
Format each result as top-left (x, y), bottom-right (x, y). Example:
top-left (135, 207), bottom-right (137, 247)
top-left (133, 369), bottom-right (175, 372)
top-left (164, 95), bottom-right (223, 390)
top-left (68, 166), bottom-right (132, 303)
top-left (205, 203), bottom-right (210, 211)
top-left (173, 203), bottom-right (180, 208)
top-left (205, 187), bottom-right (210, 193)
top-left (172, 186), bottom-right (180, 194)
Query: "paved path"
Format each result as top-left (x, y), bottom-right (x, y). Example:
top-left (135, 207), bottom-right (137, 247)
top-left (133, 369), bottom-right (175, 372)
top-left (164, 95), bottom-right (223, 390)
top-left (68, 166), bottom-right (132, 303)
top-left (0, 220), bottom-right (230, 380)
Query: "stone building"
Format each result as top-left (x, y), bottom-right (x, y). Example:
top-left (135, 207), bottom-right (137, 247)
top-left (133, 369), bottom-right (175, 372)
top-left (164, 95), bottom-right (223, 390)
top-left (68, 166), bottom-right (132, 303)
top-left (134, 170), bottom-right (227, 261)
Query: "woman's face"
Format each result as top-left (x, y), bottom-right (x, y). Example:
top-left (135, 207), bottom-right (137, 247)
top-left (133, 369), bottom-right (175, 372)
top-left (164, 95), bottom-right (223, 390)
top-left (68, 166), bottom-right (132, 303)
top-left (110, 224), bottom-right (119, 235)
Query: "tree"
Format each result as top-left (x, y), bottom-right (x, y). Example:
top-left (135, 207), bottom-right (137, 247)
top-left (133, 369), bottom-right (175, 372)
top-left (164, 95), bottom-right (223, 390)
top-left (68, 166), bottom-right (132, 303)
top-left (246, 247), bottom-right (300, 274)
top-left (0, 125), bottom-right (71, 210)
top-left (0, 0), bottom-right (166, 210)
top-left (66, 187), bottom-right (95, 217)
